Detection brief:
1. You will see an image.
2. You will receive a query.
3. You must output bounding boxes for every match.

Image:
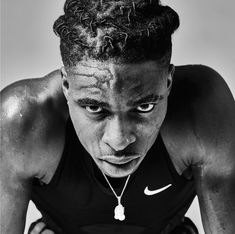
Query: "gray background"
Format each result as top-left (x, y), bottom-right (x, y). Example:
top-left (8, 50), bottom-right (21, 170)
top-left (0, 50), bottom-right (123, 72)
top-left (1, 0), bottom-right (235, 233)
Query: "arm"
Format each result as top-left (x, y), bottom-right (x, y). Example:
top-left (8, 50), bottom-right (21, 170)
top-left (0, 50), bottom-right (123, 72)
top-left (1, 83), bottom-right (41, 234)
top-left (1, 113), bottom-right (32, 233)
top-left (0, 156), bottom-right (31, 234)
top-left (192, 68), bottom-right (235, 233)
top-left (1, 76), bottom-right (67, 234)
top-left (194, 159), bottom-right (235, 234)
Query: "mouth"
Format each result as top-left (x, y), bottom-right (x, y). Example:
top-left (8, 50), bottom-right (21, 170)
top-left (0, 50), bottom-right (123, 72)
top-left (96, 155), bottom-right (143, 178)
top-left (99, 155), bottom-right (141, 165)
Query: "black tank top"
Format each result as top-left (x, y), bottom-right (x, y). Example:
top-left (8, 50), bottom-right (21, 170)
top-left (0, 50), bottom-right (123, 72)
top-left (31, 119), bottom-right (195, 234)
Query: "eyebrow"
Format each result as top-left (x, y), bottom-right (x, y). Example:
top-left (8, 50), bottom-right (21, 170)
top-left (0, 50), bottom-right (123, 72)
top-left (75, 98), bottom-right (109, 108)
top-left (75, 95), bottom-right (164, 109)
top-left (128, 94), bottom-right (164, 106)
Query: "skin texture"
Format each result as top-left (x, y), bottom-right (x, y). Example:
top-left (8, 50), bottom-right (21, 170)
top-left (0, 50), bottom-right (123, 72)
top-left (62, 60), bottom-right (173, 177)
top-left (0, 63), bottom-right (235, 234)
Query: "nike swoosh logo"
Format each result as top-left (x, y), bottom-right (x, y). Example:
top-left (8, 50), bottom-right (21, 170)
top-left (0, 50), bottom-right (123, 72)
top-left (144, 184), bottom-right (172, 196)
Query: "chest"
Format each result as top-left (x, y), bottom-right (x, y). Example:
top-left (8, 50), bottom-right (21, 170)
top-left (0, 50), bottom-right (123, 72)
top-left (32, 137), bottom-right (195, 233)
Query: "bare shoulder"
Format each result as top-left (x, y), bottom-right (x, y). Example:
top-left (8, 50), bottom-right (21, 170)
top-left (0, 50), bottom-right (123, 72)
top-left (161, 65), bottom-right (235, 175)
top-left (1, 70), bottom-right (68, 183)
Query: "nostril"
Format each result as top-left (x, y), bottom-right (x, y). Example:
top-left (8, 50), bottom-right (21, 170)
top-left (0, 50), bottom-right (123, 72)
top-left (127, 134), bottom-right (136, 144)
top-left (104, 135), bottom-right (136, 151)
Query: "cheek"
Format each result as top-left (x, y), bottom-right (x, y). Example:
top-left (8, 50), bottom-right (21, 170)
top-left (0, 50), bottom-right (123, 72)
top-left (136, 120), bottom-right (159, 140)
top-left (68, 106), bottom-right (103, 151)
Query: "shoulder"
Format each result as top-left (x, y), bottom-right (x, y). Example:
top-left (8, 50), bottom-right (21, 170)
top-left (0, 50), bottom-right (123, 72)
top-left (173, 65), bottom-right (234, 121)
top-left (1, 70), bottom-right (68, 181)
top-left (173, 64), bottom-right (230, 101)
top-left (162, 65), bottom-right (235, 175)
top-left (175, 65), bottom-right (235, 156)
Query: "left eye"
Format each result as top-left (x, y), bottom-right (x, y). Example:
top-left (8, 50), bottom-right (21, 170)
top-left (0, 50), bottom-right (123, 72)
top-left (85, 106), bottom-right (103, 113)
top-left (136, 104), bottom-right (155, 113)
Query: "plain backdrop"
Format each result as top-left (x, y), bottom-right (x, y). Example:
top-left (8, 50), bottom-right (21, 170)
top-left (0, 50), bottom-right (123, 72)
top-left (1, 1), bottom-right (235, 233)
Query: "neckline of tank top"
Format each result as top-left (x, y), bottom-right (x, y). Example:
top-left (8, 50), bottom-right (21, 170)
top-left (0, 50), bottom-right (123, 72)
top-left (51, 118), bottom-right (187, 190)
top-left (78, 133), bottom-right (162, 196)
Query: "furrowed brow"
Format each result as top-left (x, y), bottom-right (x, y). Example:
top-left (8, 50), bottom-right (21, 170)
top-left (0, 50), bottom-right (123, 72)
top-left (128, 94), bottom-right (164, 106)
top-left (76, 98), bottom-right (109, 108)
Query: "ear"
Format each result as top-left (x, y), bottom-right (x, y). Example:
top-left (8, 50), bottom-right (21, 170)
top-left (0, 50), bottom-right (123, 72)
top-left (61, 67), bottom-right (69, 100)
top-left (167, 64), bottom-right (175, 91)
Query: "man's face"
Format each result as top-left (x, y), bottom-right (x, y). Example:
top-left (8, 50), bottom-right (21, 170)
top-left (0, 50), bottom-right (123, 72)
top-left (62, 60), bottom-right (173, 178)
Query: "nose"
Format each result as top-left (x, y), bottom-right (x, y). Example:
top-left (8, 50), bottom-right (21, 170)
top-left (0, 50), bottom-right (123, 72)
top-left (102, 115), bottom-right (136, 151)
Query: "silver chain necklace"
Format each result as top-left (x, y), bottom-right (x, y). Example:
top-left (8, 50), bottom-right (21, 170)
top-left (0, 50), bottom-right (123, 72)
top-left (101, 171), bottom-right (131, 221)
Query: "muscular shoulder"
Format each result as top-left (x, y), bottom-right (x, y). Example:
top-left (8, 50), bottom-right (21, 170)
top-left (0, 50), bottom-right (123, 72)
top-left (162, 65), bottom-right (235, 175)
top-left (1, 70), bottom-right (68, 181)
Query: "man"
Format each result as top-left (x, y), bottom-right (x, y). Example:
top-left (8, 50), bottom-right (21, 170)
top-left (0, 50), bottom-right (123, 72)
top-left (1, 0), bottom-right (235, 233)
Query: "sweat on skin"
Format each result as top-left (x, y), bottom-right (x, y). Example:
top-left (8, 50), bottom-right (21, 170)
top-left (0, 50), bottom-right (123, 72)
top-left (61, 59), bottom-right (174, 178)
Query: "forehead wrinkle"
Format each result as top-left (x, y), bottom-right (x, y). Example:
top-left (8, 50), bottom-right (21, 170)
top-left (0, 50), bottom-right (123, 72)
top-left (71, 72), bottom-right (110, 81)
top-left (78, 87), bottom-right (103, 96)
top-left (79, 63), bottom-right (114, 73)
top-left (72, 62), bottom-right (114, 80)
top-left (71, 68), bottom-right (114, 90)
top-left (71, 73), bottom-right (105, 91)
top-left (111, 69), bottom-right (166, 95)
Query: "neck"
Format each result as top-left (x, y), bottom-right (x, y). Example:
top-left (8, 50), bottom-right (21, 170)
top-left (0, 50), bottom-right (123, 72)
top-left (92, 160), bottom-right (128, 189)
top-left (106, 175), bottom-right (128, 188)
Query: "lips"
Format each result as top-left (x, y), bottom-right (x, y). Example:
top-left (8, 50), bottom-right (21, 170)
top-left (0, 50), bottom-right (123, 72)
top-left (99, 155), bottom-right (141, 165)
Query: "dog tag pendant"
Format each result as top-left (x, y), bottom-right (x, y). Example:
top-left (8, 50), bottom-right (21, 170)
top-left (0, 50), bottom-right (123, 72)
top-left (114, 197), bottom-right (125, 221)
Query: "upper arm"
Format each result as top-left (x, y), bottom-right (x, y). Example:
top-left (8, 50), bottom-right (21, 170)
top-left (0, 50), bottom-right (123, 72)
top-left (1, 84), bottom-right (39, 234)
top-left (1, 79), bottom-right (66, 233)
top-left (191, 66), bottom-right (235, 233)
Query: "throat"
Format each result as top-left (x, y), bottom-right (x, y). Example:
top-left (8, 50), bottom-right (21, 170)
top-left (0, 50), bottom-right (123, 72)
top-left (92, 160), bottom-right (128, 191)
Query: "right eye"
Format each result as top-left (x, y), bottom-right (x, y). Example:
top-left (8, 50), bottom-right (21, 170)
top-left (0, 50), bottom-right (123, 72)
top-left (135, 103), bottom-right (155, 113)
top-left (85, 106), bottom-right (103, 113)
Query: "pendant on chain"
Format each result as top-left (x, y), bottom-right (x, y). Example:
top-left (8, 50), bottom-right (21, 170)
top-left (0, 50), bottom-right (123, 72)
top-left (101, 172), bottom-right (130, 221)
top-left (114, 197), bottom-right (125, 221)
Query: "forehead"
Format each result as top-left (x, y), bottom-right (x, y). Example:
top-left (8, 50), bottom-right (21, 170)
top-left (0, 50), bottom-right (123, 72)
top-left (67, 60), bottom-right (168, 98)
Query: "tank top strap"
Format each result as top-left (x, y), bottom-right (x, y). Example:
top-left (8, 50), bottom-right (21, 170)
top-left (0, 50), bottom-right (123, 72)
top-left (45, 118), bottom-right (74, 186)
top-left (158, 134), bottom-right (192, 183)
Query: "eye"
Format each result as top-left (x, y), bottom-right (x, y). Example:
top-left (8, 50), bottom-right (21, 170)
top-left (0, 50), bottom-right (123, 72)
top-left (85, 105), bottom-right (103, 113)
top-left (136, 103), bottom-right (155, 113)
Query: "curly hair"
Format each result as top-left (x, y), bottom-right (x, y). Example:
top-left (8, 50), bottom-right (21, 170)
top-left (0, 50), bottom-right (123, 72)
top-left (53, 0), bottom-right (180, 67)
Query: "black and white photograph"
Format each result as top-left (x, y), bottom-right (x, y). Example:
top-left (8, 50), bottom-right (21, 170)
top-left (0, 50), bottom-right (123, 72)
top-left (1, 0), bottom-right (235, 233)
